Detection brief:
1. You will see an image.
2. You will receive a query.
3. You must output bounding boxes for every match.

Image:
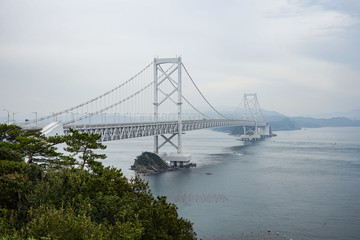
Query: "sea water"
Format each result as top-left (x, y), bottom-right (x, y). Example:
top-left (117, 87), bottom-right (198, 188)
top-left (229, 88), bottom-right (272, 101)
top-left (102, 127), bottom-right (360, 240)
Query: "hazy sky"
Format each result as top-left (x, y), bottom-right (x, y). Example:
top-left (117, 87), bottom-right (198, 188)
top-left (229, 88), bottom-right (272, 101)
top-left (1, 0), bottom-right (359, 119)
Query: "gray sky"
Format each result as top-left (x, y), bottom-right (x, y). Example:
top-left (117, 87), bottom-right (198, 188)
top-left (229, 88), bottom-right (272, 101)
top-left (1, 0), bottom-right (359, 119)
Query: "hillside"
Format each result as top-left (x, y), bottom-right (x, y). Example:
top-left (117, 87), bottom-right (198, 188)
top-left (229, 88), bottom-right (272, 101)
top-left (262, 110), bottom-right (360, 130)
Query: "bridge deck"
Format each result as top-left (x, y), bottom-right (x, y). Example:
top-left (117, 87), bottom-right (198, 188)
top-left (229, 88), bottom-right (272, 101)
top-left (64, 119), bottom-right (267, 142)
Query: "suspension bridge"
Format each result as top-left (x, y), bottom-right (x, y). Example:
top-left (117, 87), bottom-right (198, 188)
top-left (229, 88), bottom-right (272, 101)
top-left (19, 57), bottom-right (271, 166)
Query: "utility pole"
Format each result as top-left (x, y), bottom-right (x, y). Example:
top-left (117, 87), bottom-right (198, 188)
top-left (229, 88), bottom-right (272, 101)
top-left (12, 112), bottom-right (18, 123)
top-left (32, 112), bottom-right (38, 126)
top-left (3, 109), bottom-right (10, 123)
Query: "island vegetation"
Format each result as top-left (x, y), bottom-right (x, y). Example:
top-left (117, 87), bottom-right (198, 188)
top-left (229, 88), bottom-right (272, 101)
top-left (131, 152), bottom-right (170, 174)
top-left (0, 124), bottom-right (196, 240)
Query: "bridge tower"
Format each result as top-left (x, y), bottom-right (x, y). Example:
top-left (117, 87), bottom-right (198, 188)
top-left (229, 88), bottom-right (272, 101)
top-left (153, 57), bottom-right (191, 166)
top-left (240, 93), bottom-right (264, 141)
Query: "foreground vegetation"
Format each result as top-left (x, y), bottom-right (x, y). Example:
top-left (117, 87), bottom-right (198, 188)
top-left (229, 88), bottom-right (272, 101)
top-left (0, 124), bottom-right (196, 240)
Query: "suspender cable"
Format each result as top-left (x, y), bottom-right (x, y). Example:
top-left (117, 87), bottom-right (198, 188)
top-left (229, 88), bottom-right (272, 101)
top-left (64, 81), bottom-right (154, 126)
top-left (20, 62), bottom-right (153, 126)
top-left (158, 65), bottom-right (211, 119)
top-left (181, 63), bottom-right (229, 119)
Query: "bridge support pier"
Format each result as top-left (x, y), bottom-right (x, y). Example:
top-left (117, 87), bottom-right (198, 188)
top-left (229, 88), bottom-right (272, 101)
top-left (153, 57), bottom-right (191, 166)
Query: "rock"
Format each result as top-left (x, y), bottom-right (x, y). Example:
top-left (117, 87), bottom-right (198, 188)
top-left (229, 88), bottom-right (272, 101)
top-left (131, 152), bottom-right (170, 174)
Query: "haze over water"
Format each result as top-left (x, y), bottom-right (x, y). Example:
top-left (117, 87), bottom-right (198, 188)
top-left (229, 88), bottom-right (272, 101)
top-left (103, 127), bottom-right (360, 240)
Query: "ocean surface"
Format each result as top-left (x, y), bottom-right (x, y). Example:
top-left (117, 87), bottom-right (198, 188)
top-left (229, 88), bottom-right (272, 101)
top-left (102, 127), bottom-right (360, 240)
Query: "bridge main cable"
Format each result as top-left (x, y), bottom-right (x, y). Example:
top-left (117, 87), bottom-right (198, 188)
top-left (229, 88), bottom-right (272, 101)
top-left (63, 81), bottom-right (154, 126)
top-left (19, 61), bottom-right (154, 126)
top-left (181, 63), bottom-right (229, 119)
top-left (157, 65), bottom-right (212, 119)
top-left (64, 62), bottom-right (180, 125)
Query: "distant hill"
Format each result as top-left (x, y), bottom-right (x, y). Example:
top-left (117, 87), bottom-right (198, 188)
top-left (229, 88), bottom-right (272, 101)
top-left (268, 117), bottom-right (301, 131)
top-left (310, 109), bottom-right (360, 120)
top-left (259, 109), bottom-right (360, 131)
top-left (289, 116), bottom-right (360, 128)
top-left (215, 108), bottom-right (360, 133)
top-left (261, 109), bottom-right (287, 121)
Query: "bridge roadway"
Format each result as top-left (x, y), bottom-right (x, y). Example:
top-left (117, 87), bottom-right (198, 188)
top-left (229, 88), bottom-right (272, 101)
top-left (64, 119), bottom-right (267, 142)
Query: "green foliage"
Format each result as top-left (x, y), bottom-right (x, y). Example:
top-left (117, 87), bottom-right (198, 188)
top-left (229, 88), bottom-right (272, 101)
top-left (14, 131), bottom-right (64, 166)
top-left (0, 148), bottom-right (22, 162)
top-left (64, 129), bottom-right (107, 170)
top-left (0, 125), bottom-right (65, 168)
top-left (0, 124), bottom-right (196, 240)
top-left (24, 204), bottom-right (143, 240)
top-left (0, 125), bottom-right (23, 163)
top-left (132, 152), bottom-right (169, 173)
top-left (136, 151), bottom-right (165, 166)
top-left (0, 159), bottom-right (43, 214)
top-left (0, 125), bottom-right (21, 143)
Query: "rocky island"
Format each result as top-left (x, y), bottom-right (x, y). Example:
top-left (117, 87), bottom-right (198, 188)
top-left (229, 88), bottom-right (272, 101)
top-left (131, 152), bottom-right (171, 174)
top-left (131, 152), bottom-right (197, 174)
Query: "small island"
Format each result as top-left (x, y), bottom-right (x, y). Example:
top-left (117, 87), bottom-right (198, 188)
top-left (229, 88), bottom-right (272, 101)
top-left (131, 152), bottom-right (196, 174)
top-left (131, 152), bottom-right (171, 173)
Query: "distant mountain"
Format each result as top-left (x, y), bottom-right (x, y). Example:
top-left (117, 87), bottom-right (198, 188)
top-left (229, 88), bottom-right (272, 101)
top-left (215, 108), bottom-right (360, 133)
top-left (290, 116), bottom-right (360, 128)
top-left (261, 109), bottom-right (287, 122)
top-left (255, 110), bottom-right (303, 130)
top-left (268, 117), bottom-right (300, 131)
top-left (310, 109), bottom-right (360, 120)
top-left (262, 108), bottom-right (360, 131)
